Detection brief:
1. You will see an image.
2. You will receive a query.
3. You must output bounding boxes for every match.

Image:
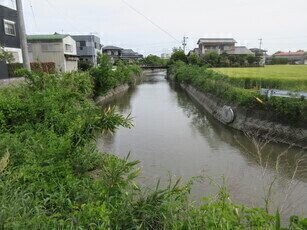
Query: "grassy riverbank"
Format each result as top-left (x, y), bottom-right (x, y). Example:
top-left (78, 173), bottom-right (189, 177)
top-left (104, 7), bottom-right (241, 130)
top-left (212, 65), bottom-right (307, 91)
top-left (0, 57), bottom-right (305, 229)
top-left (169, 61), bottom-right (307, 126)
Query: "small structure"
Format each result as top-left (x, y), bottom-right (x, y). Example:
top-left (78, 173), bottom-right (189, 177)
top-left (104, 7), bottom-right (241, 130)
top-left (187, 48), bottom-right (200, 56)
top-left (102, 46), bottom-right (123, 62)
top-left (161, 53), bottom-right (171, 59)
top-left (250, 48), bottom-right (267, 65)
top-left (102, 46), bottom-right (143, 63)
top-left (121, 49), bottom-right (143, 62)
top-left (197, 38), bottom-right (252, 56)
top-left (272, 51), bottom-right (307, 65)
top-left (71, 34), bottom-right (102, 66)
top-left (27, 34), bottom-right (79, 72)
top-left (0, 2), bottom-right (23, 79)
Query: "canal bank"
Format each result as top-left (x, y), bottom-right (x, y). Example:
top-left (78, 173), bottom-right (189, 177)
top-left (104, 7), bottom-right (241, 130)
top-left (99, 71), bottom-right (307, 225)
top-left (167, 74), bottom-right (307, 148)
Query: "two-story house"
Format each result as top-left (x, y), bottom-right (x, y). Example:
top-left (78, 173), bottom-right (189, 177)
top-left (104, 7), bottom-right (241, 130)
top-left (0, 1), bottom-right (22, 79)
top-left (102, 46), bottom-right (143, 63)
top-left (72, 34), bottom-right (102, 66)
top-left (27, 34), bottom-right (79, 72)
top-left (197, 38), bottom-right (252, 56)
top-left (102, 46), bottom-right (123, 62)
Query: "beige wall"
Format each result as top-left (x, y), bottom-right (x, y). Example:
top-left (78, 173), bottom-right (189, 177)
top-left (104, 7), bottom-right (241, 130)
top-left (28, 42), bottom-right (65, 71)
top-left (28, 36), bottom-right (78, 72)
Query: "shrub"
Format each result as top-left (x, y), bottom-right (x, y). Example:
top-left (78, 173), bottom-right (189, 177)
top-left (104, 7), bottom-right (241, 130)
top-left (78, 60), bottom-right (93, 71)
top-left (30, 62), bottom-right (55, 74)
top-left (7, 63), bottom-right (23, 78)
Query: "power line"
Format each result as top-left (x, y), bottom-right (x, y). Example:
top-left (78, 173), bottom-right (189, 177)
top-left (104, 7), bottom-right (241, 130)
top-left (120, 0), bottom-right (181, 44)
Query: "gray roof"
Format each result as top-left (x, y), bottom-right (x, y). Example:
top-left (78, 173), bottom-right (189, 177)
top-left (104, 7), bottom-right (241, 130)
top-left (122, 49), bottom-right (136, 55)
top-left (227, 46), bottom-right (253, 55)
top-left (102, 46), bottom-right (123, 50)
top-left (250, 48), bottom-right (268, 53)
top-left (198, 38), bottom-right (236, 44)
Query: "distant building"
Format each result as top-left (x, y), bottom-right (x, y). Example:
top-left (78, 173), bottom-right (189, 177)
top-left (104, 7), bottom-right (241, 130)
top-left (102, 46), bottom-right (143, 63)
top-left (197, 38), bottom-right (252, 56)
top-left (0, 2), bottom-right (22, 79)
top-left (187, 48), bottom-right (200, 56)
top-left (102, 45), bottom-right (123, 62)
top-left (121, 49), bottom-right (143, 62)
top-left (250, 48), bottom-right (267, 65)
top-left (161, 53), bottom-right (171, 59)
top-left (272, 51), bottom-right (307, 65)
top-left (71, 35), bottom-right (102, 66)
top-left (27, 34), bottom-right (79, 72)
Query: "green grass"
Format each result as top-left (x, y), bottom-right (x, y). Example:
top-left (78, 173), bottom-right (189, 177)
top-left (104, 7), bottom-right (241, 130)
top-left (212, 65), bottom-right (307, 91)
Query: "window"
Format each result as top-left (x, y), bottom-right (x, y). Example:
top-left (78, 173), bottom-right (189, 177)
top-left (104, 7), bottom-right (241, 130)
top-left (80, 47), bottom-right (83, 50)
top-left (65, 44), bottom-right (72, 52)
top-left (79, 41), bottom-right (86, 47)
top-left (4, 19), bottom-right (16, 36)
top-left (41, 44), bottom-right (57, 52)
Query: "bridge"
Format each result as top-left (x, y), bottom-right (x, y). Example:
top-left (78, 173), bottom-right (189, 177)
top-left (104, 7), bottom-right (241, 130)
top-left (138, 65), bottom-right (167, 71)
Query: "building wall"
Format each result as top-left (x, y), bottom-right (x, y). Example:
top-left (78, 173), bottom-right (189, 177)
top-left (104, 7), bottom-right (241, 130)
top-left (29, 41), bottom-right (65, 71)
top-left (0, 61), bottom-right (8, 79)
top-left (72, 35), bottom-right (101, 66)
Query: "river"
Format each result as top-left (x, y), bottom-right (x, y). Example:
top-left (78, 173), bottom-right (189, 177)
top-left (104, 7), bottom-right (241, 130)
top-left (97, 71), bottom-right (307, 224)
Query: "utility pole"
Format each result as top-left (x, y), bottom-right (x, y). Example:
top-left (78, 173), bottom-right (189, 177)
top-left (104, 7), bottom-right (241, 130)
top-left (258, 38), bottom-right (262, 50)
top-left (16, 0), bottom-right (30, 70)
top-left (182, 36), bottom-right (188, 53)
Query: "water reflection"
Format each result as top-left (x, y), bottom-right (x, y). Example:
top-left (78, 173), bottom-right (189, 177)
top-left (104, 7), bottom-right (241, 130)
top-left (98, 71), bottom-right (307, 222)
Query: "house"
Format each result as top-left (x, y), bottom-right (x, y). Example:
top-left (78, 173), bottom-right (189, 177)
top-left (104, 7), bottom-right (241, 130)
top-left (102, 46), bottom-right (143, 63)
top-left (197, 38), bottom-right (252, 56)
top-left (0, 2), bottom-right (22, 79)
top-left (102, 46), bottom-right (123, 62)
top-left (121, 49), bottom-right (143, 62)
top-left (250, 48), bottom-right (267, 65)
top-left (187, 48), bottom-right (200, 56)
top-left (27, 34), bottom-right (79, 72)
top-left (161, 53), bottom-right (171, 59)
top-left (272, 51), bottom-right (307, 65)
top-left (71, 34), bottom-right (102, 66)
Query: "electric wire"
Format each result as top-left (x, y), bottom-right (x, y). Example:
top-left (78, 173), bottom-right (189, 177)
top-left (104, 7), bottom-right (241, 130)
top-left (120, 0), bottom-right (181, 44)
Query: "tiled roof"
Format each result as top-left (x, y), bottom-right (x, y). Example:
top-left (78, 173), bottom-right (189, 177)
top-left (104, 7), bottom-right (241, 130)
top-left (227, 46), bottom-right (253, 55)
top-left (198, 38), bottom-right (236, 44)
top-left (27, 34), bottom-right (69, 42)
top-left (274, 52), bottom-right (306, 56)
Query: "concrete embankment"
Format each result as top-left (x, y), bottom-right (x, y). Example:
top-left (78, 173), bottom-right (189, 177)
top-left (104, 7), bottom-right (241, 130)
top-left (95, 83), bottom-right (130, 105)
top-left (168, 75), bottom-right (306, 148)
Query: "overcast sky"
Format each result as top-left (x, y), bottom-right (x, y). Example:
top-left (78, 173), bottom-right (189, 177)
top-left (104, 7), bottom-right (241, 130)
top-left (6, 0), bottom-right (307, 55)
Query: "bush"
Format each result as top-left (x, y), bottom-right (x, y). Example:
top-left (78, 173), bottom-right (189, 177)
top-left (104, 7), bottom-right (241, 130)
top-left (30, 62), bottom-right (55, 74)
top-left (7, 63), bottom-right (23, 78)
top-left (271, 57), bottom-right (288, 65)
top-left (78, 60), bottom-right (93, 71)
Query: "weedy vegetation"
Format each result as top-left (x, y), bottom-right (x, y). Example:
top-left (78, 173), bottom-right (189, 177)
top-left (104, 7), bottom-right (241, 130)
top-left (0, 56), bottom-right (305, 229)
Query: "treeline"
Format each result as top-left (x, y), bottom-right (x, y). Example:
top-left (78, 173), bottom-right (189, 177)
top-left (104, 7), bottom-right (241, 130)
top-left (0, 57), bottom-right (306, 229)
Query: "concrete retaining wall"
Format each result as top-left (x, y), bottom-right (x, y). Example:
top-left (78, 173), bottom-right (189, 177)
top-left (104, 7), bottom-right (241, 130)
top-left (180, 83), bottom-right (307, 148)
top-left (95, 83), bottom-right (130, 105)
top-left (0, 77), bottom-right (25, 88)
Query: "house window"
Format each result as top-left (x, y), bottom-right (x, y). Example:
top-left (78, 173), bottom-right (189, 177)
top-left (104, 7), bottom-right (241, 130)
top-left (4, 19), bottom-right (16, 36)
top-left (41, 44), bottom-right (57, 52)
top-left (80, 47), bottom-right (83, 50)
top-left (65, 44), bottom-right (72, 52)
top-left (79, 41), bottom-right (86, 47)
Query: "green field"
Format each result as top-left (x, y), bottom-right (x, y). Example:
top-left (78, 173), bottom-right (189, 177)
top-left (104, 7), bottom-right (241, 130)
top-left (212, 65), bottom-right (307, 91)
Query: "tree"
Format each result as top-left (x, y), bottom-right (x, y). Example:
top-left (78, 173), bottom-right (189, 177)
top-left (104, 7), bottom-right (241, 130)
top-left (169, 50), bottom-right (188, 64)
top-left (296, 49), bottom-right (304, 52)
top-left (142, 55), bottom-right (163, 65)
top-left (204, 52), bottom-right (220, 67)
top-left (188, 53), bottom-right (201, 65)
top-left (246, 54), bottom-right (256, 64)
top-left (0, 45), bottom-right (14, 63)
top-left (219, 52), bottom-right (230, 67)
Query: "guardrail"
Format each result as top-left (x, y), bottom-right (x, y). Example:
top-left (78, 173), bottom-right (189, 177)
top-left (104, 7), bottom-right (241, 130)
top-left (260, 88), bottom-right (307, 99)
